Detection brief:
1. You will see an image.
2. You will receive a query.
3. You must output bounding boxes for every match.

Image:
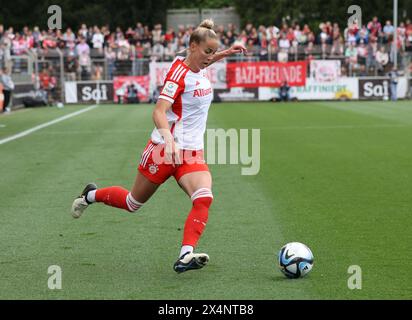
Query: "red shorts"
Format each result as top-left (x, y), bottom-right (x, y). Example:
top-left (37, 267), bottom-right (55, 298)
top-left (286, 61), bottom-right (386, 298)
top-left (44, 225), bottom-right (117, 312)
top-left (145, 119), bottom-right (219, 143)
top-left (138, 140), bottom-right (209, 185)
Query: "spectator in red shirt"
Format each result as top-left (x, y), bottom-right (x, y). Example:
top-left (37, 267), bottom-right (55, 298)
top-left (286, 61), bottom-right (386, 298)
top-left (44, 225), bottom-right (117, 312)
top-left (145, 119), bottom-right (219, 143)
top-left (259, 33), bottom-right (268, 60)
top-left (164, 28), bottom-right (175, 44)
top-left (12, 33), bottom-right (27, 55)
top-left (125, 27), bottom-right (135, 42)
top-left (248, 27), bottom-right (259, 45)
top-left (405, 19), bottom-right (412, 51)
top-left (286, 27), bottom-right (295, 42)
top-left (135, 41), bottom-right (144, 59)
top-left (41, 30), bottom-right (57, 53)
top-left (39, 68), bottom-right (57, 105)
top-left (325, 21), bottom-right (333, 39)
top-left (367, 16), bottom-right (382, 40)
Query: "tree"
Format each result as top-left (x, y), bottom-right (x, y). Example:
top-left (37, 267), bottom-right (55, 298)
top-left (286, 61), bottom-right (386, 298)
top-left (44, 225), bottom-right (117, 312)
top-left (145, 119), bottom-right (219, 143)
top-left (233, 0), bottom-right (411, 29)
top-left (0, 0), bottom-right (410, 31)
top-left (0, 0), bottom-right (170, 30)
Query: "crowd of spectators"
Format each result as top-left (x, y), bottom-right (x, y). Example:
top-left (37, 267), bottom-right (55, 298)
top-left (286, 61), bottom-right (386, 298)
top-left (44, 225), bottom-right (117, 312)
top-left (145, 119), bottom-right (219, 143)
top-left (1, 16), bottom-right (412, 81)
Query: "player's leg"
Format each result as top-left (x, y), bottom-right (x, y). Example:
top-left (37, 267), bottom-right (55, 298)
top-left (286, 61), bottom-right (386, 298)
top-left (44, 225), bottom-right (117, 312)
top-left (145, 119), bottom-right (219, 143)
top-left (72, 140), bottom-right (170, 218)
top-left (71, 171), bottom-right (159, 218)
top-left (173, 170), bottom-right (213, 273)
top-left (94, 170), bottom-right (159, 209)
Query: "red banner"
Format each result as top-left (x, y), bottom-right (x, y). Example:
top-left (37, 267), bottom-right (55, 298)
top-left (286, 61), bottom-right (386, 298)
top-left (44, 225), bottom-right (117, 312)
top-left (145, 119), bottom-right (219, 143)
top-left (113, 76), bottom-right (150, 103)
top-left (226, 61), bottom-right (307, 88)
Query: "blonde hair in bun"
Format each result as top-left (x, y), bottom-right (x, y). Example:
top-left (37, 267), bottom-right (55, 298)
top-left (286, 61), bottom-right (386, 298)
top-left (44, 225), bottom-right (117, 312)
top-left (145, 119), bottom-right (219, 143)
top-left (189, 19), bottom-right (218, 44)
top-left (199, 19), bottom-right (214, 29)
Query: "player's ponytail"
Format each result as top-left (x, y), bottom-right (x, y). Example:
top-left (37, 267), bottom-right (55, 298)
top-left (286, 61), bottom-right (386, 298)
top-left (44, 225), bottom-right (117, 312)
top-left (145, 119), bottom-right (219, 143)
top-left (189, 19), bottom-right (218, 44)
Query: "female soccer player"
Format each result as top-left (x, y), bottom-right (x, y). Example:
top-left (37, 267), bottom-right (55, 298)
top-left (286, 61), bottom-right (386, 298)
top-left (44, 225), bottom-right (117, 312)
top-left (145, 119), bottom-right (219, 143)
top-left (72, 19), bottom-right (246, 273)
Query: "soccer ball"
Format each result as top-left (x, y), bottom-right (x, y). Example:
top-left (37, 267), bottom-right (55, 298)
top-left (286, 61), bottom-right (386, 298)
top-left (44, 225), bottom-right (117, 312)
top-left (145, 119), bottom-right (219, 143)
top-left (278, 242), bottom-right (314, 278)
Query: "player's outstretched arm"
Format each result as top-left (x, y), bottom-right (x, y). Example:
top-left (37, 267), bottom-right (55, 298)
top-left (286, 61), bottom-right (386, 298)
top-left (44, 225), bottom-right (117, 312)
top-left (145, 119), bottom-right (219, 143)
top-left (207, 43), bottom-right (247, 67)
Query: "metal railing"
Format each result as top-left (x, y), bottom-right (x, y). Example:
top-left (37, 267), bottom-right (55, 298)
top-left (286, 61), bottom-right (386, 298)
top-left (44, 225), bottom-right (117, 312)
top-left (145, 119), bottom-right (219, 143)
top-left (4, 44), bottom-right (411, 105)
top-left (9, 55), bottom-right (33, 83)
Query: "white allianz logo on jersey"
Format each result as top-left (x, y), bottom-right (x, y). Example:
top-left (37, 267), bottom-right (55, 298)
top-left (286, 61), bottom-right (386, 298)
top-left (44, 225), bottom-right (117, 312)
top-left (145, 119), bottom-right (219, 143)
top-left (161, 81), bottom-right (179, 98)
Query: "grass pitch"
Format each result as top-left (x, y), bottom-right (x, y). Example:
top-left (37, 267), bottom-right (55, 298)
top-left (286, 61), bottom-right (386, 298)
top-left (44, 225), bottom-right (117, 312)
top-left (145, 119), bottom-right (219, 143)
top-left (0, 101), bottom-right (411, 299)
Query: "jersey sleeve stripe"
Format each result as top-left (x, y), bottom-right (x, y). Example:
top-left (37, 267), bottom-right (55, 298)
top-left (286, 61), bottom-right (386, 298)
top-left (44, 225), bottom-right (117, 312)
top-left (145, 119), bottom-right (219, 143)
top-left (165, 60), bottom-right (182, 82)
top-left (171, 65), bottom-right (184, 81)
top-left (158, 95), bottom-right (175, 103)
top-left (173, 67), bottom-right (186, 82)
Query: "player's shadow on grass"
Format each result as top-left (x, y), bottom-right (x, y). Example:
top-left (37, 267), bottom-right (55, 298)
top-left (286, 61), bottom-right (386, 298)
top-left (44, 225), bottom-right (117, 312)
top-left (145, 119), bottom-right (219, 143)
top-left (270, 275), bottom-right (291, 282)
top-left (269, 275), bottom-right (311, 282)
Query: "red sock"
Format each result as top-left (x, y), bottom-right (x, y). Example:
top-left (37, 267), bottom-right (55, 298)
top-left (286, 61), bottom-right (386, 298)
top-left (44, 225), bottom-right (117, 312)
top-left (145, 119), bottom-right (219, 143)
top-left (182, 196), bottom-right (213, 247)
top-left (95, 186), bottom-right (130, 211)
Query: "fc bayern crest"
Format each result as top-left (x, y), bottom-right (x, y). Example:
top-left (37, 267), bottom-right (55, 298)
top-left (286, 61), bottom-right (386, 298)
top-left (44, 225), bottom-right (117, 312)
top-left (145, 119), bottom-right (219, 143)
top-left (148, 163), bottom-right (159, 174)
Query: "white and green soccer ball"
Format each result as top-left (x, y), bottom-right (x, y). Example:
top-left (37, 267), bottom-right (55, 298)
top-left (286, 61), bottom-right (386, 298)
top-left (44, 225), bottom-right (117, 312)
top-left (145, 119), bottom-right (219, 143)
top-left (278, 242), bottom-right (314, 279)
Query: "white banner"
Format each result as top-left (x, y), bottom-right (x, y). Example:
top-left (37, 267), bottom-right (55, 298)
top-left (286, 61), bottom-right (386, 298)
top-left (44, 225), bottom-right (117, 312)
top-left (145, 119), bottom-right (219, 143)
top-left (65, 82), bottom-right (77, 103)
top-left (149, 61), bottom-right (227, 90)
top-left (259, 78), bottom-right (359, 100)
top-left (310, 60), bottom-right (341, 82)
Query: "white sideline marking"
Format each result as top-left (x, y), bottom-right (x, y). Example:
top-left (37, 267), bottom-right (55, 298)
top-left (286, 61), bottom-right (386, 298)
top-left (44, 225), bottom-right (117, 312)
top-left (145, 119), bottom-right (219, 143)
top-left (0, 105), bottom-right (98, 145)
top-left (37, 129), bottom-right (148, 135)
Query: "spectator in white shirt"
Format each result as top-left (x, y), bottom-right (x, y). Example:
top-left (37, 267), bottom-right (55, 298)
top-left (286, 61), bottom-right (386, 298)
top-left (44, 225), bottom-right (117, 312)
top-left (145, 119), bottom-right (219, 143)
top-left (278, 33), bottom-right (290, 61)
top-left (78, 24), bottom-right (88, 39)
top-left (151, 42), bottom-right (164, 61)
top-left (375, 46), bottom-right (389, 74)
top-left (278, 33), bottom-right (290, 51)
top-left (0, 67), bottom-right (14, 112)
top-left (116, 34), bottom-right (130, 60)
top-left (357, 40), bottom-right (368, 65)
top-left (152, 24), bottom-right (163, 44)
top-left (92, 27), bottom-right (104, 54)
top-left (76, 37), bottom-right (91, 79)
top-left (164, 42), bottom-right (175, 61)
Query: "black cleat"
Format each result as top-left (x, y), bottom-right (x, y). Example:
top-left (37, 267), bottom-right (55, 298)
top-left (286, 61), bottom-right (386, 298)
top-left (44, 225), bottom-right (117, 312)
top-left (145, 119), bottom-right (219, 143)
top-left (173, 252), bottom-right (209, 273)
top-left (81, 183), bottom-right (98, 203)
top-left (71, 183), bottom-right (97, 218)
